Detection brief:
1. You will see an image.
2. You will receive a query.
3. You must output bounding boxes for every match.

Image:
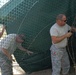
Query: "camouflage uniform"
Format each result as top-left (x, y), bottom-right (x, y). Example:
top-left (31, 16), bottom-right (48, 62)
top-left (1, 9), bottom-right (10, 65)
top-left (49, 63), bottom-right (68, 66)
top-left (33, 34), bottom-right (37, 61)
top-left (0, 52), bottom-right (13, 75)
top-left (50, 45), bottom-right (70, 75)
top-left (50, 23), bottom-right (71, 75)
top-left (0, 34), bottom-right (20, 75)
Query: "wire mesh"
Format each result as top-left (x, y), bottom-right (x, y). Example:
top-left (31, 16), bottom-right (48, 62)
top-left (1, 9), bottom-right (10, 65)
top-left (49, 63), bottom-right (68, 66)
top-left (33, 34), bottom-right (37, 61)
top-left (0, 0), bottom-right (76, 73)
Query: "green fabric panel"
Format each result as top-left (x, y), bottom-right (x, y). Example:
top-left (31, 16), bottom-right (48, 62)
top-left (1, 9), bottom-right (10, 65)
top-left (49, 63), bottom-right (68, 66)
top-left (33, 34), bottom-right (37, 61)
top-left (0, 0), bottom-right (76, 73)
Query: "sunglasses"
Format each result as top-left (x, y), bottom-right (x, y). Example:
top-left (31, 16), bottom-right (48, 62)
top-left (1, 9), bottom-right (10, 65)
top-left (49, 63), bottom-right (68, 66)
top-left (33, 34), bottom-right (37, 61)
top-left (64, 20), bottom-right (67, 22)
top-left (61, 20), bottom-right (67, 22)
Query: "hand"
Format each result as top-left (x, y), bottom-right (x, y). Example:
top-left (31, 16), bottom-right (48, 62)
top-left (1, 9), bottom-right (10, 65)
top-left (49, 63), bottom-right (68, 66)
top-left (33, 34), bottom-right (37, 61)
top-left (26, 50), bottom-right (33, 55)
top-left (12, 59), bottom-right (15, 62)
top-left (8, 56), bottom-right (12, 61)
top-left (65, 32), bottom-right (72, 38)
top-left (8, 56), bottom-right (15, 62)
top-left (3, 25), bottom-right (7, 29)
top-left (71, 27), bottom-right (76, 32)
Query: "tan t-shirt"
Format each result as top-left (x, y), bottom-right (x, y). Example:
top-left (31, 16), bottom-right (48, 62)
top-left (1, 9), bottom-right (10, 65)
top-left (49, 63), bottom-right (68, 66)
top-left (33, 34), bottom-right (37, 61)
top-left (0, 34), bottom-right (20, 54)
top-left (50, 23), bottom-right (71, 48)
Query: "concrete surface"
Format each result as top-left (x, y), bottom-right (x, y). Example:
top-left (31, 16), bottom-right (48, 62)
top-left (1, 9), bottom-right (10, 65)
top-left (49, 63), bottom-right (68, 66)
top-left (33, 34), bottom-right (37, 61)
top-left (0, 55), bottom-right (75, 75)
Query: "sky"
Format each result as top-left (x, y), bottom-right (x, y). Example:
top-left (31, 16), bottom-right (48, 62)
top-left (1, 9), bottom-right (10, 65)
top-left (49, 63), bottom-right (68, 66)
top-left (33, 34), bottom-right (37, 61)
top-left (0, 0), bottom-right (10, 8)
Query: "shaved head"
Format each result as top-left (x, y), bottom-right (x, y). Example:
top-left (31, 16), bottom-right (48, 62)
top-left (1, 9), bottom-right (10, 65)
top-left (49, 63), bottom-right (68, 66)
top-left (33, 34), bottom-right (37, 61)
top-left (56, 14), bottom-right (66, 20)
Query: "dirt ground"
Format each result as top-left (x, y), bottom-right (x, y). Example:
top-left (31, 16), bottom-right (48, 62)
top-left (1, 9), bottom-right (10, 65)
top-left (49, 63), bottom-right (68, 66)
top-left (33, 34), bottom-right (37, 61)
top-left (0, 62), bottom-right (75, 75)
top-left (0, 55), bottom-right (75, 75)
top-left (28, 67), bottom-right (76, 75)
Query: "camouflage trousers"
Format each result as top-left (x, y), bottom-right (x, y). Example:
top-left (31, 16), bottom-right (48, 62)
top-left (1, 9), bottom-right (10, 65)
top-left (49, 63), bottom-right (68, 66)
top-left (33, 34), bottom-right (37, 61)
top-left (50, 45), bottom-right (70, 75)
top-left (0, 50), bottom-right (13, 75)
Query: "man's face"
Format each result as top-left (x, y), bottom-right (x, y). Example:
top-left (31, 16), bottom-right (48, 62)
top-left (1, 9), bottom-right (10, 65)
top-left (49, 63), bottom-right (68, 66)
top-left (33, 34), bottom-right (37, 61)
top-left (57, 16), bottom-right (67, 26)
top-left (16, 36), bottom-right (24, 43)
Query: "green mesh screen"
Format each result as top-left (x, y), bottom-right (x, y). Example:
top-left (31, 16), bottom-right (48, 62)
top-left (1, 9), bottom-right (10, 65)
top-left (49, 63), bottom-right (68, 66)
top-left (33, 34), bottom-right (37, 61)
top-left (0, 0), bottom-right (76, 73)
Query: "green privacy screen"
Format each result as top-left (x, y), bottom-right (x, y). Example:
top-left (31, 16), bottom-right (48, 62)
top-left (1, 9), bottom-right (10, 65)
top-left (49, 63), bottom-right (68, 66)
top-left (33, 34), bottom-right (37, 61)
top-left (0, 0), bottom-right (76, 73)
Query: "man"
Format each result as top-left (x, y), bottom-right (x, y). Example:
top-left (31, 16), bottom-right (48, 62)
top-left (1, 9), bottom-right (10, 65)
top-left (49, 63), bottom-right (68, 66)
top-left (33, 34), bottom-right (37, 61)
top-left (0, 34), bottom-right (33, 75)
top-left (50, 14), bottom-right (73, 75)
top-left (0, 24), bottom-right (6, 38)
